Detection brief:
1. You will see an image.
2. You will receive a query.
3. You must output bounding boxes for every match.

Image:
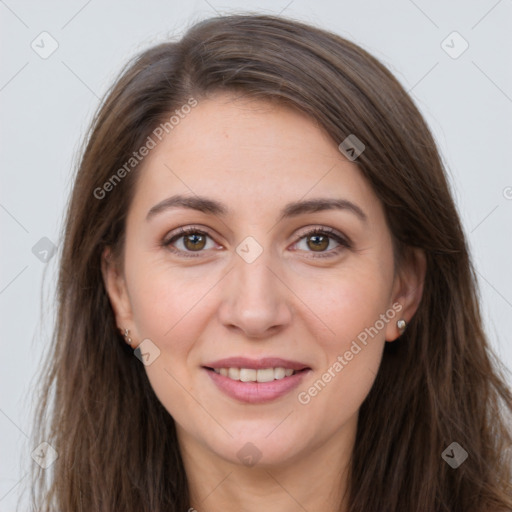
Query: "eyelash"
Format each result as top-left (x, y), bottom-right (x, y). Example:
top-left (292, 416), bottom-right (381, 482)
top-left (161, 226), bottom-right (351, 259)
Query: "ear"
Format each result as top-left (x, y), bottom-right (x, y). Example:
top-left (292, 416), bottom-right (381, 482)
top-left (101, 246), bottom-right (134, 340)
top-left (385, 246), bottom-right (426, 342)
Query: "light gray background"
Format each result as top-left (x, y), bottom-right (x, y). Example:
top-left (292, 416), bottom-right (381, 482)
top-left (1, 0), bottom-right (511, 509)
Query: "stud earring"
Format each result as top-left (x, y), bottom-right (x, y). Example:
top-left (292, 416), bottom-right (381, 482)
top-left (121, 327), bottom-right (132, 346)
top-left (397, 319), bottom-right (407, 335)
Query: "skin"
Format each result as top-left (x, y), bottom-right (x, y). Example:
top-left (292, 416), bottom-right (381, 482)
top-left (102, 92), bottom-right (425, 512)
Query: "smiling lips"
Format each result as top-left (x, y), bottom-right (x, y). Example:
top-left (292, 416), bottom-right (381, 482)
top-left (203, 357), bottom-right (311, 403)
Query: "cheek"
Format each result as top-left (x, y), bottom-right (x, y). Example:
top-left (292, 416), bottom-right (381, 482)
top-left (125, 248), bottom-right (214, 340)
top-left (124, 256), bottom-right (211, 421)
top-left (293, 261), bottom-right (393, 415)
top-left (292, 258), bottom-right (393, 347)
top-left (311, 279), bottom-right (389, 391)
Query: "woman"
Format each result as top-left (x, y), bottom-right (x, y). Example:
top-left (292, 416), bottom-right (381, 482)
top-left (28, 13), bottom-right (512, 512)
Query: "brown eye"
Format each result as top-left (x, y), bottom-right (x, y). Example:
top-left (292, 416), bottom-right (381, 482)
top-left (306, 233), bottom-right (329, 252)
top-left (293, 227), bottom-right (351, 258)
top-left (163, 228), bottom-right (216, 257)
top-left (183, 232), bottom-right (207, 251)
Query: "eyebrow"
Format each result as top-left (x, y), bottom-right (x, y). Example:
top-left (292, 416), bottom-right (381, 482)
top-left (146, 194), bottom-right (368, 223)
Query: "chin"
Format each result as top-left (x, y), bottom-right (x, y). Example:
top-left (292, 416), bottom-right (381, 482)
top-left (204, 424), bottom-right (309, 468)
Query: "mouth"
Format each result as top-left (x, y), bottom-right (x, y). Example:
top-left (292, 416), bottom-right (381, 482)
top-left (202, 357), bottom-right (311, 403)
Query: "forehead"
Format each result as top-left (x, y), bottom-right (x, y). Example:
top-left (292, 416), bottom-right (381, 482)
top-left (160, 94), bottom-right (337, 168)
top-left (129, 93), bottom-right (382, 222)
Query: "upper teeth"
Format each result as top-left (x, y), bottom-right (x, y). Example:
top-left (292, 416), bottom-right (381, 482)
top-left (213, 367), bottom-right (295, 382)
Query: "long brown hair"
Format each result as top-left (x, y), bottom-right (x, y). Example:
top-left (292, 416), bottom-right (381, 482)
top-left (26, 13), bottom-right (512, 511)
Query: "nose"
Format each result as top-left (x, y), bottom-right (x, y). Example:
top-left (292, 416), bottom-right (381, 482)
top-left (217, 246), bottom-right (293, 339)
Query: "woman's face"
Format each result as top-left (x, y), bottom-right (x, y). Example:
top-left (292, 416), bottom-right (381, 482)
top-left (104, 92), bottom-right (423, 468)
